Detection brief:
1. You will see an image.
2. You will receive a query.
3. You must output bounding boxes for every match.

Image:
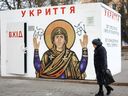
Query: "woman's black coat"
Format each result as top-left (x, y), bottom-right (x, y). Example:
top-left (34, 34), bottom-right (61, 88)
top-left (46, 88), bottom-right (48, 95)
top-left (94, 45), bottom-right (108, 85)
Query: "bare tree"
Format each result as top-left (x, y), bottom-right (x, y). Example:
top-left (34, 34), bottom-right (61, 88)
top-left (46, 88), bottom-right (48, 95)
top-left (0, 0), bottom-right (33, 10)
top-left (0, 0), bottom-right (76, 10)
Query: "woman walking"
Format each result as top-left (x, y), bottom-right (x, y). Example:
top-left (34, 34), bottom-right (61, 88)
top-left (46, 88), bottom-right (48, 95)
top-left (92, 38), bottom-right (115, 96)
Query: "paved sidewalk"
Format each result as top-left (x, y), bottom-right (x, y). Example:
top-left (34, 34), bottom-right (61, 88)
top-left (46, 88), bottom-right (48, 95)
top-left (0, 77), bottom-right (128, 96)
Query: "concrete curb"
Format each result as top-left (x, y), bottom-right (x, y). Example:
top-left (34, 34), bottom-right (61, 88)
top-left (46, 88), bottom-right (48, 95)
top-left (1, 76), bottom-right (128, 86)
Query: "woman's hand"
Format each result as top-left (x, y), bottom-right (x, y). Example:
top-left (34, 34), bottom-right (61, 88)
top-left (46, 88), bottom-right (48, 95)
top-left (80, 33), bottom-right (88, 48)
top-left (33, 37), bottom-right (40, 49)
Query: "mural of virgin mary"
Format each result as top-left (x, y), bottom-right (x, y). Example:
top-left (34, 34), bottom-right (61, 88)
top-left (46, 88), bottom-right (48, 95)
top-left (33, 19), bottom-right (88, 79)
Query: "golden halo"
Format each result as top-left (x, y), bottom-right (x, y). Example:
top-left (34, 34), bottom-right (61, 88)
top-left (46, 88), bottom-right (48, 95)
top-left (44, 19), bottom-right (75, 49)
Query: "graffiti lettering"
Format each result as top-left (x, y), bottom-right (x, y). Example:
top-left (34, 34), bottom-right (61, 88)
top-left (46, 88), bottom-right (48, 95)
top-left (74, 22), bottom-right (86, 36)
top-left (33, 26), bottom-right (44, 40)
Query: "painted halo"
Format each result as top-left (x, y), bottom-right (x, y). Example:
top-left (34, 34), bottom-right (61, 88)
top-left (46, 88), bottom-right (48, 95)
top-left (44, 19), bottom-right (76, 49)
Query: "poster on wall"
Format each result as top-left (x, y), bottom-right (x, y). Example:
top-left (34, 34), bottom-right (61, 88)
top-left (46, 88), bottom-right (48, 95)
top-left (0, 3), bottom-right (121, 80)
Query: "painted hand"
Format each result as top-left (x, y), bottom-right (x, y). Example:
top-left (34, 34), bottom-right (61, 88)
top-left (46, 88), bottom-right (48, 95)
top-left (33, 37), bottom-right (40, 49)
top-left (80, 33), bottom-right (88, 48)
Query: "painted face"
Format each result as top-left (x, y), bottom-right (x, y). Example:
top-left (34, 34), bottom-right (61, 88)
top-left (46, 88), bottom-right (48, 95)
top-left (53, 34), bottom-right (65, 50)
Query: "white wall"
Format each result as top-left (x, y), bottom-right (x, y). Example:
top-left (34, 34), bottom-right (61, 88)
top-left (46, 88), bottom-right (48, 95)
top-left (0, 3), bottom-right (121, 79)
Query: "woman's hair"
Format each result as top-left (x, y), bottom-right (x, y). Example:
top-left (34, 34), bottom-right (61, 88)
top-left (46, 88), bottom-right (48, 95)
top-left (51, 27), bottom-right (68, 44)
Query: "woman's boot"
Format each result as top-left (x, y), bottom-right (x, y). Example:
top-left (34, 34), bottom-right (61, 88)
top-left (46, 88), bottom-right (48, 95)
top-left (106, 86), bottom-right (114, 95)
top-left (95, 90), bottom-right (104, 96)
